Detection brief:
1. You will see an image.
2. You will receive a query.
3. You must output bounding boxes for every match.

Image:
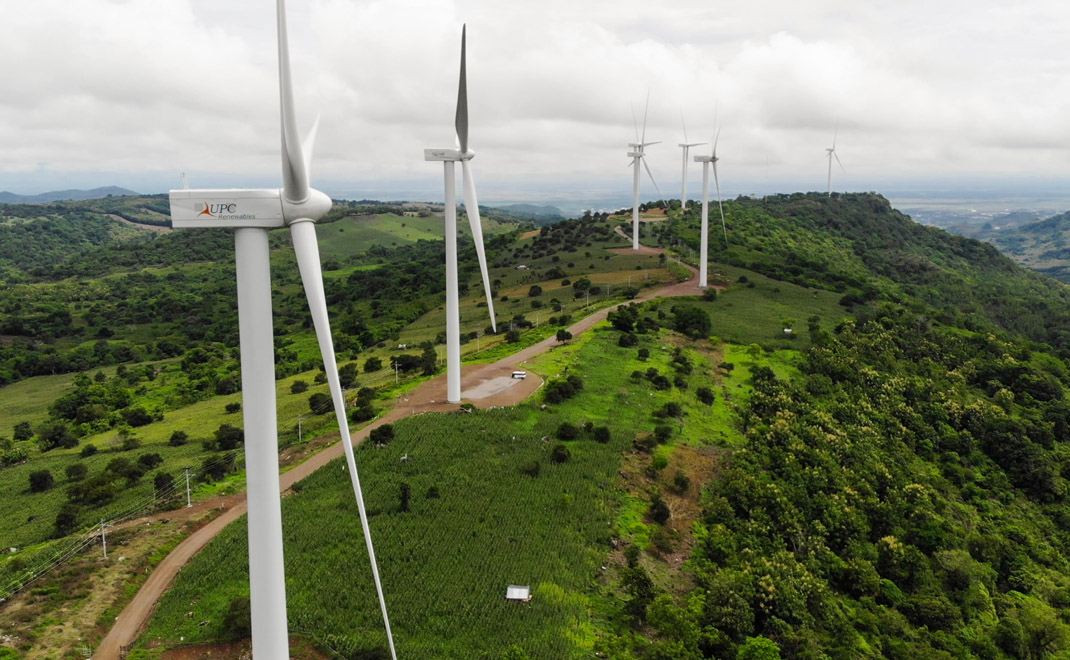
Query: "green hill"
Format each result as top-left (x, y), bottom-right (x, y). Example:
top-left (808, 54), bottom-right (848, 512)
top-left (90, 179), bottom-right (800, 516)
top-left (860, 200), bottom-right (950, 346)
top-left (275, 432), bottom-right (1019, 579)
top-left (8, 192), bottom-right (1070, 659)
top-left (959, 211), bottom-right (1070, 283)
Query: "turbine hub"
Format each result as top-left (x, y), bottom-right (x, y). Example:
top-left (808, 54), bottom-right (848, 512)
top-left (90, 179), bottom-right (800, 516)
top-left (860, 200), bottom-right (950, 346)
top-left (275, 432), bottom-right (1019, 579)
top-left (283, 187), bottom-right (332, 224)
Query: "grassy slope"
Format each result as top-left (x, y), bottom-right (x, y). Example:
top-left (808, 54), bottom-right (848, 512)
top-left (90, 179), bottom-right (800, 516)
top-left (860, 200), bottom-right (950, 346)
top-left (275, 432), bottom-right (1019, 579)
top-left (131, 274), bottom-right (822, 658)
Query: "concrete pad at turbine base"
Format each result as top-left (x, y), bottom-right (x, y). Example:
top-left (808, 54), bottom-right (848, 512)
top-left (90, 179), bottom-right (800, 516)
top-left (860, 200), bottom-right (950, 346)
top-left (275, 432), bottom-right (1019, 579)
top-left (464, 376), bottom-right (524, 400)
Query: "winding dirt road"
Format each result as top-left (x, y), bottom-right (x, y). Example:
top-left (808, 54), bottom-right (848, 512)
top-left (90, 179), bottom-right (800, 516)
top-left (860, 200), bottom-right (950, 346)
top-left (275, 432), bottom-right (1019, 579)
top-left (94, 235), bottom-right (707, 658)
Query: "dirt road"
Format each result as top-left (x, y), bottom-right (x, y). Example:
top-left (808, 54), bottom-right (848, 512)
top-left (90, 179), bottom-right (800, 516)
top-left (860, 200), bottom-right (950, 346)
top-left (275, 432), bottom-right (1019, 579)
top-left (95, 237), bottom-right (709, 658)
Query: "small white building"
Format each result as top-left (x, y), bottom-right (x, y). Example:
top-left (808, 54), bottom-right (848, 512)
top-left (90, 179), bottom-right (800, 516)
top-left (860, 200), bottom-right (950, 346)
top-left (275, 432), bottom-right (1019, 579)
top-left (505, 585), bottom-right (532, 602)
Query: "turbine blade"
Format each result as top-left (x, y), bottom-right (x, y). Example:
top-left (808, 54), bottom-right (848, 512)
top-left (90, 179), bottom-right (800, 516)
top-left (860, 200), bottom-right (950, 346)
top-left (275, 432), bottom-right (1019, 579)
top-left (835, 150), bottom-right (846, 174)
top-left (455, 25), bottom-right (468, 155)
top-left (461, 160), bottom-right (496, 332)
top-left (290, 221), bottom-right (398, 660)
top-left (643, 157), bottom-right (662, 199)
top-left (713, 161), bottom-right (727, 245)
top-left (631, 104), bottom-right (639, 143)
top-left (278, 0), bottom-right (309, 202)
top-left (181, 172), bottom-right (189, 190)
top-left (302, 114), bottom-right (321, 182)
top-left (641, 89), bottom-right (650, 145)
top-left (681, 109), bottom-right (688, 144)
top-left (832, 122), bottom-right (839, 150)
top-left (712, 127), bottom-right (720, 158)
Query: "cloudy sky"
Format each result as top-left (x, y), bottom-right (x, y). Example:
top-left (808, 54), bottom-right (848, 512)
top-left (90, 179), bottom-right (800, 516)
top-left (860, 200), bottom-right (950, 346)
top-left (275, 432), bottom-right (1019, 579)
top-left (1, 0), bottom-right (1069, 208)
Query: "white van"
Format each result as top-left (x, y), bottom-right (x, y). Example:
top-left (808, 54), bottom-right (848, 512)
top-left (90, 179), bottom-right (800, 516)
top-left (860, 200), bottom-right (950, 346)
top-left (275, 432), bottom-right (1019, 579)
top-left (511, 371), bottom-right (527, 380)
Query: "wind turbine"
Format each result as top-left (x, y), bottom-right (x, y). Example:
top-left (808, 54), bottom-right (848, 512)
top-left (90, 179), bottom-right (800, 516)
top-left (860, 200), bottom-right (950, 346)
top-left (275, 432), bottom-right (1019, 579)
top-left (424, 25), bottom-right (497, 404)
top-left (677, 112), bottom-right (705, 212)
top-left (694, 129), bottom-right (726, 289)
top-left (627, 93), bottom-right (661, 250)
top-left (826, 125), bottom-right (845, 196)
top-left (167, 2), bottom-right (396, 659)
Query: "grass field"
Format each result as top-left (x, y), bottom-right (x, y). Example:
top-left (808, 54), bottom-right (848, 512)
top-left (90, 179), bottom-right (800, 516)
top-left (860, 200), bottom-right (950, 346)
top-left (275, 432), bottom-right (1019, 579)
top-left (131, 321), bottom-right (776, 658)
top-left (317, 212), bottom-right (517, 259)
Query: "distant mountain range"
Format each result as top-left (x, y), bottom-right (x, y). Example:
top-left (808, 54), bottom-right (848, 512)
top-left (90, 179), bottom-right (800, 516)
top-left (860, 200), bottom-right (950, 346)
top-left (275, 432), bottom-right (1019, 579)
top-left (490, 203), bottom-right (564, 218)
top-left (959, 211), bottom-right (1070, 282)
top-left (0, 186), bottom-right (139, 204)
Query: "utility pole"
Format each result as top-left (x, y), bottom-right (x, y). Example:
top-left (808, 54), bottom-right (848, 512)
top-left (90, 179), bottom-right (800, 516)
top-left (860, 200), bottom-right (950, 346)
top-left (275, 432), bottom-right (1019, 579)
top-left (394, 361), bottom-right (399, 385)
top-left (100, 520), bottom-right (108, 559)
top-left (184, 467), bottom-right (192, 508)
top-left (298, 416), bottom-right (303, 444)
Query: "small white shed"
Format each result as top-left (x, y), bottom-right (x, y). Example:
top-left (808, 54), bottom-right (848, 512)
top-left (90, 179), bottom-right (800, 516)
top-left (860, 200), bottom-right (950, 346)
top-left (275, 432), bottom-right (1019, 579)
top-left (505, 585), bottom-right (532, 602)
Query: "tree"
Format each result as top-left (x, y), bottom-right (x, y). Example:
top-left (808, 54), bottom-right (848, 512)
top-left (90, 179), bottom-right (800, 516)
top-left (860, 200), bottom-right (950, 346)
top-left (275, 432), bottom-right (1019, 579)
top-left (214, 424), bottom-right (244, 451)
top-left (370, 424), bottom-right (395, 446)
top-left (13, 421), bottom-right (33, 442)
top-left (309, 392), bottom-right (333, 414)
top-left (66, 463), bottom-right (88, 482)
top-left (551, 443), bottom-right (571, 463)
top-left (738, 637), bottom-right (782, 660)
top-left (339, 362), bottom-right (359, 388)
top-left (122, 406), bottom-right (154, 427)
top-left (37, 421), bottom-right (76, 451)
top-left (290, 379), bottom-right (309, 394)
top-left (55, 503), bottom-right (80, 536)
top-left (702, 287), bottom-right (718, 301)
top-left (671, 304), bottom-right (712, 339)
top-left (364, 357), bottom-right (383, 373)
top-left (593, 426), bottom-right (611, 443)
top-left (556, 422), bottom-right (579, 440)
top-left (528, 285), bottom-right (543, 297)
top-left (505, 329), bottom-right (522, 343)
top-left (168, 430), bottom-right (189, 446)
top-left (556, 329), bottom-right (573, 343)
top-left (696, 387), bottom-right (715, 405)
top-left (29, 469), bottom-right (54, 492)
top-left (138, 452), bottom-right (164, 470)
top-left (154, 471), bottom-right (175, 493)
top-left (421, 342), bottom-right (438, 376)
top-left (649, 492), bottom-right (670, 523)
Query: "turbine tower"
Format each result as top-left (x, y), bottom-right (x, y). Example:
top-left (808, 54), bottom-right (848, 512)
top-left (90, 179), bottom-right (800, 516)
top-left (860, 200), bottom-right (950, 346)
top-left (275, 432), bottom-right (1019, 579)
top-left (627, 93), bottom-right (660, 250)
top-left (694, 130), bottom-right (726, 289)
top-left (167, 2), bottom-right (396, 659)
top-left (826, 125), bottom-right (845, 196)
top-left (424, 25), bottom-right (497, 404)
top-left (677, 112), bottom-right (705, 212)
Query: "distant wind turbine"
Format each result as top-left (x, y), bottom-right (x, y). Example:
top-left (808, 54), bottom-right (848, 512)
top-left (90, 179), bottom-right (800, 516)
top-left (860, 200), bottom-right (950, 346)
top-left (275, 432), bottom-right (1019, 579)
top-left (424, 25), bottom-right (497, 404)
top-left (826, 125), bottom-right (845, 196)
top-left (167, 2), bottom-right (396, 659)
top-left (694, 129), bottom-right (726, 288)
top-left (677, 112), bottom-right (705, 212)
top-left (627, 92), bottom-right (661, 250)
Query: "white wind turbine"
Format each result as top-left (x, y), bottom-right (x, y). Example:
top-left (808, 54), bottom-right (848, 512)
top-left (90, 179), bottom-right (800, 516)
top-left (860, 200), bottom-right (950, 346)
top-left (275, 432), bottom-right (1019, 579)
top-left (424, 25), bottom-right (497, 404)
top-left (167, 2), bottom-right (397, 659)
top-left (677, 112), bottom-right (705, 212)
top-left (826, 125), bottom-right (845, 196)
top-left (627, 94), bottom-right (661, 250)
top-left (694, 129), bottom-right (726, 289)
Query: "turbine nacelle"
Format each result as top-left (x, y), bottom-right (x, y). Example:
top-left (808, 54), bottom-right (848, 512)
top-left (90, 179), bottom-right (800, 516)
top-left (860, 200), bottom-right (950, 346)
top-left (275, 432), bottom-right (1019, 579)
top-left (282, 188), bottom-right (332, 224)
top-left (694, 155), bottom-right (718, 163)
top-left (423, 148), bottom-right (476, 162)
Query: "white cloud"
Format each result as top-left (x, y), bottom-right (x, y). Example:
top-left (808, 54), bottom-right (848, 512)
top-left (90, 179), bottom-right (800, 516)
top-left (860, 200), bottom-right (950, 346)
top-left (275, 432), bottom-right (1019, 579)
top-left (0, 0), bottom-right (1069, 201)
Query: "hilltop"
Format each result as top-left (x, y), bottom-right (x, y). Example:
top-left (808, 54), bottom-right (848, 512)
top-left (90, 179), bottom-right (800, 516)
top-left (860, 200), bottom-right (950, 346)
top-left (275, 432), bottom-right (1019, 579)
top-left (950, 211), bottom-right (1070, 283)
top-left (0, 187), bottom-right (140, 204)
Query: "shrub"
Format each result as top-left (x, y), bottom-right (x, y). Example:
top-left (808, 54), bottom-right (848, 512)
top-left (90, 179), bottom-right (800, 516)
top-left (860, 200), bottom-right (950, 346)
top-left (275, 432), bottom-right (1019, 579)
top-left (556, 329), bottom-right (573, 343)
top-left (673, 471), bottom-right (691, 493)
top-left (364, 357), bottom-right (383, 373)
top-left (696, 387), bottom-right (715, 405)
top-left (399, 482), bottom-right (412, 513)
top-left (55, 503), bottom-right (80, 537)
top-left (37, 421), bottom-right (76, 452)
top-left (154, 471), bottom-right (175, 492)
top-left (122, 406), bottom-right (153, 427)
top-left (168, 431), bottom-right (189, 447)
top-left (29, 469), bottom-right (54, 493)
top-left (618, 333), bottom-right (638, 348)
top-left (138, 453), bottom-right (164, 470)
top-left (550, 444), bottom-right (571, 463)
top-left (649, 492), bottom-right (670, 524)
top-left (370, 424), bottom-right (395, 446)
top-left (350, 404), bottom-right (376, 423)
top-left (520, 460), bottom-right (541, 477)
top-left (426, 485), bottom-right (441, 499)
top-left (80, 444), bottom-right (99, 458)
top-left (225, 402), bottom-right (241, 414)
top-left (215, 424), bottom-right (244, 451)
top-left (702, 287), bottom-right (718, 301)
top-left (308, 392), bottom-right (333, 414)
top-left (121, 436), bottom-right (141, 451)
top-left (556, 422), bottom-right (579, 441)
top-left (528, 285), bottom-right (543, 297)
top-left (593, 426), bottom-right (611, 444)
top-left (654, 425), bottom-right (673, 443)
top-left (66, 463), bottom-right (88, 482)
top-left (221, 596), bottom-right (252, 641)
top-left (638, 348), bottom-right (650, 360)
top-left (290, 380), bottom-right (309, 394)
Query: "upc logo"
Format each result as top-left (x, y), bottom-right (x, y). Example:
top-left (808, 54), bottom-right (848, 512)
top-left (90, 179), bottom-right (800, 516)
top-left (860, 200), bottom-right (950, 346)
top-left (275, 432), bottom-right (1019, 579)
top-left (198, 203), bottom-right (238, 217)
